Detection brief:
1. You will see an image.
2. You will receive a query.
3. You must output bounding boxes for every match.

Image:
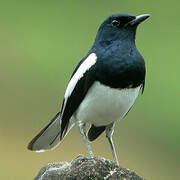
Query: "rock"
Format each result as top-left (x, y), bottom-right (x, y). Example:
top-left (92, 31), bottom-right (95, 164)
top-left (34, 157), bottom-right (144, 180)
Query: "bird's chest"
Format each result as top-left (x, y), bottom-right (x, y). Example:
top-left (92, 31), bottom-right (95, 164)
top-left (95, 50), bottom-right (145, 89)
top-left (75, 81), bottom-right (140, 126)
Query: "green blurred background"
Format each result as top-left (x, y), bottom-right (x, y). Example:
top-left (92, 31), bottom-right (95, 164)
top-left (0, 0), bottom-right (179, 179)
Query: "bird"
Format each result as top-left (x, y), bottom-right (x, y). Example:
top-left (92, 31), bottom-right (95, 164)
top-left (27, 13), bottom-right (150, 165)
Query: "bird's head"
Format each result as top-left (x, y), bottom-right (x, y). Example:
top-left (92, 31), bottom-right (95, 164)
top-left (95, 14), bottom-right (150, 44)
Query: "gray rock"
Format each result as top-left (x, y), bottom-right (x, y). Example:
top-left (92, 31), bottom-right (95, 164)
top-left (34, 157), bottom-right (145, 180)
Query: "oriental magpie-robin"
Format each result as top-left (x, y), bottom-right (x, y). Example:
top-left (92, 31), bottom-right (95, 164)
top-left (28, 14), bottom-right (150, 165)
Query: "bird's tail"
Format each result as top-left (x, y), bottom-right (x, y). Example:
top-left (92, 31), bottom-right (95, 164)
top-left (27, 112), bottom-right (74, 152)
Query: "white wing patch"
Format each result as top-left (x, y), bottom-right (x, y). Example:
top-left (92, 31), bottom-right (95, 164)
top-left (62, 53), bottom-right (97, 114)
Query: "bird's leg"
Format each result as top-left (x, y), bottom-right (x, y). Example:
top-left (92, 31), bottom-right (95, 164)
top-left (106, 123), bottom-right (119, 165)
top-left (78, 122), bottom-right (94, 158)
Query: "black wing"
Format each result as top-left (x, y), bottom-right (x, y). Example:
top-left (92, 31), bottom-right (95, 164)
top-left (141, 80), bottom-right (145, 94)
top-left (60, 56), bottom-right (97, 139)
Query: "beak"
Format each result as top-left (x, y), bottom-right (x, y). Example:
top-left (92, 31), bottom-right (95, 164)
top-left (129, 14), bottom-right (150, 26)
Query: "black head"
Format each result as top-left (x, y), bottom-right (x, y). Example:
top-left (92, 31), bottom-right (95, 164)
top-left (95, 14), bottom-right (150, 43)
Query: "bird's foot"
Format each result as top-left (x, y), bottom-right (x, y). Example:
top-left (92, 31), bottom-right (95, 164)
top-left (75, 154), bottom-right (89, 160)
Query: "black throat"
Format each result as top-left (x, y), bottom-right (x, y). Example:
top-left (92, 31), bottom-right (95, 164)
top-left (91, 37), bottom-right (146, 89)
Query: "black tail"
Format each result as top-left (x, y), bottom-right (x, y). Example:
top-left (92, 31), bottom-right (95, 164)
top-left (88, 125), bottom-right (106, 141)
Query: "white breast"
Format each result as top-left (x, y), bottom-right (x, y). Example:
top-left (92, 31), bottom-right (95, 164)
top-left (75, 81), bottom-right (141, 126)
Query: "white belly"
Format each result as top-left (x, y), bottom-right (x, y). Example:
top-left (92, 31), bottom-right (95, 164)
top-left (75, 81), bottom-right (141, 126)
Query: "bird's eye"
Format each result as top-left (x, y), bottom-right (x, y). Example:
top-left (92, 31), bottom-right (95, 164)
top-left (111, 20), bottom-right (120, 27)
